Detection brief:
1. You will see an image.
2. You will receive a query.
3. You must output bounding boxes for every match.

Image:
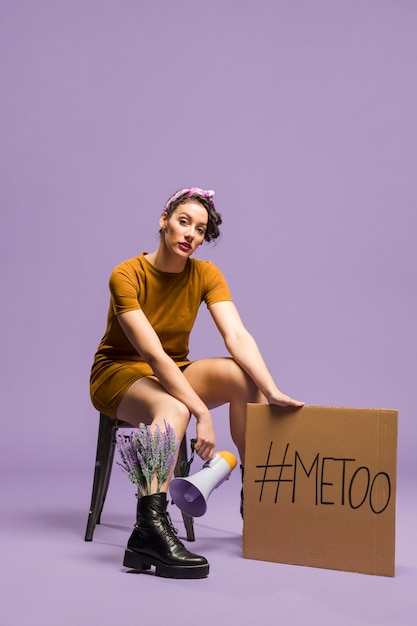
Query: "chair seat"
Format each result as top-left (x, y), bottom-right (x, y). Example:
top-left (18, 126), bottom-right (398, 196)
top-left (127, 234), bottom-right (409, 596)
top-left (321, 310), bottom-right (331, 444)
top-left (84, 413), bottom-right (195, 542)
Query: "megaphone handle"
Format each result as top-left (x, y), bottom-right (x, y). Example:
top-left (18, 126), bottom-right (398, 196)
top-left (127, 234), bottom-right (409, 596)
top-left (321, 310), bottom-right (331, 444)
top-left (181, 438), bottom-right (197, 477)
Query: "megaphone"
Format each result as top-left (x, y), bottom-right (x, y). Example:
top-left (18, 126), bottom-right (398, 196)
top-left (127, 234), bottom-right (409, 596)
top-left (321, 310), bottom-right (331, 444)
top-left (169, 451), bottom-right (237, 517)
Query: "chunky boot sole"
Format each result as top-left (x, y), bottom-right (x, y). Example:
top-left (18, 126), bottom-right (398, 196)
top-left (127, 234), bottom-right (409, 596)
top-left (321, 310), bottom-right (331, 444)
top-left (123, 548), bottom-right (209, 579)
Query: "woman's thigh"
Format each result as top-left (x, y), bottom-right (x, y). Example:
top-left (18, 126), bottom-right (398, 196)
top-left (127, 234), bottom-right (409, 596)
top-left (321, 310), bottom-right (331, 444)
top-left (116, 376), bottom-right (190, 436)
top-left (183, 357), bottom-right (263, 409)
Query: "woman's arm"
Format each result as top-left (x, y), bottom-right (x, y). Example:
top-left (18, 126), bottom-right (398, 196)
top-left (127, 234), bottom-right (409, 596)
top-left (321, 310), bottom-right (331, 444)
top-left (208, 301), bottom-right (304, 407)
top-left (117, 309), bottom-right (215, 459)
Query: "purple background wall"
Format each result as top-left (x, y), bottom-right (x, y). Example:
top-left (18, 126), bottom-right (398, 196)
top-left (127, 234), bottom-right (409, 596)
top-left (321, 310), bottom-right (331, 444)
top-left (1, 0), bottom-right (416, 478)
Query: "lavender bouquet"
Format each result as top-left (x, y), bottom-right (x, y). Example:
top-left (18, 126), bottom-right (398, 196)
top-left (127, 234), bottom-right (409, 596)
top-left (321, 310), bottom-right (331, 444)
top-left (116, 421), bottom-right (178, 496)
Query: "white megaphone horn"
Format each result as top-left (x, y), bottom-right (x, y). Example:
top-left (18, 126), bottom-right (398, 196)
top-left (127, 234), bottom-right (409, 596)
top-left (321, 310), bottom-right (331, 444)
top-left (169, 451), bottom-right (237, 517)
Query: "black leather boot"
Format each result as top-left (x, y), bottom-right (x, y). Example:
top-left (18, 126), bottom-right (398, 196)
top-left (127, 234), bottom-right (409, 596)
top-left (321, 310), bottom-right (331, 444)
top-left (123, 493), bottom-right (209, 579)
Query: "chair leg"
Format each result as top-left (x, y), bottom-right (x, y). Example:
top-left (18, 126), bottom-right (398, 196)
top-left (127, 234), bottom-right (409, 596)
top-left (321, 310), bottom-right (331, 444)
top-left (174, 435), bottom-right (195, 542)
top-left (96, 423), bottom-right (118, 525)
top-left (84, 414), bottom-right (117, 541)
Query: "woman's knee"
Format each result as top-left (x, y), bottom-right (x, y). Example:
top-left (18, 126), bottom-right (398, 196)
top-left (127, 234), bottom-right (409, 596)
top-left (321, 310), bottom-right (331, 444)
top-left (159, 397), bottom-right (190, 432)
top-left (116, 376), bottom-right (190, 432)
top-left (230, 362), bottom-right (263, 402)
top-left (185, 357), bottom-right (263, 405)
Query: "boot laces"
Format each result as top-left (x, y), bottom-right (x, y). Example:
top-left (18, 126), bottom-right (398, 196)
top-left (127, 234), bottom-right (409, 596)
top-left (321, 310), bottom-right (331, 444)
top-left (161, 510), bottom-right (187, 550)
top-left (165, 511), bottom-right (179, 536)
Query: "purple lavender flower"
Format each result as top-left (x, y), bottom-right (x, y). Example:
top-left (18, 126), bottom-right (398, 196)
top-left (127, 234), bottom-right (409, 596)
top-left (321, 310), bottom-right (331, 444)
top-left (116, 422), bottom-right (179, 495)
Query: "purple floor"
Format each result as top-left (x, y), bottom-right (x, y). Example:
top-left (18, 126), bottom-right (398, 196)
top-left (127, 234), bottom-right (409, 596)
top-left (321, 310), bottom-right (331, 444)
top-left (2, 467), bottom-right (416, 626)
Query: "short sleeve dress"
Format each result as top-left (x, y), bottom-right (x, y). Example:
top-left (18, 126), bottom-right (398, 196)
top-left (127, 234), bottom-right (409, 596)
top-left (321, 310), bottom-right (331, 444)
top-left (90, 253), bottom-right (232, 418)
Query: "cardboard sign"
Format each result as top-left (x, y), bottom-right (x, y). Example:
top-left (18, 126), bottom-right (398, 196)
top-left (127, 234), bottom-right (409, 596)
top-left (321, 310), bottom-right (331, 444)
top-left (243, 405), bottom-right (398, 577)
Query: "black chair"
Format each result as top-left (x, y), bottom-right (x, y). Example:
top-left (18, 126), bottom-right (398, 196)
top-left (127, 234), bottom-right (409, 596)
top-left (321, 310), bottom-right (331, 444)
top-left (84, 413), bottom-right (195, 542)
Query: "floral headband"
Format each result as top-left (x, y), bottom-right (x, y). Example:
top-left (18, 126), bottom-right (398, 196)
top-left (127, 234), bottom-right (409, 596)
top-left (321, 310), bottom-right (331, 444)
top-left (163, 188), bottom-right (216, 213)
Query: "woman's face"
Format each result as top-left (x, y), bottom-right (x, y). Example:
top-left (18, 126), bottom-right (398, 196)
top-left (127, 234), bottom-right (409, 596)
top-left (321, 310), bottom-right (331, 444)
top-left (160, 201), bottom-right (208, 258)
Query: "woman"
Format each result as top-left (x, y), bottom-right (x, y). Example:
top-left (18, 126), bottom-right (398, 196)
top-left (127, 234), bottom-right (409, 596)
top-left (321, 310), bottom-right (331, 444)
top-left (90, 187), bottom-right (303, 579)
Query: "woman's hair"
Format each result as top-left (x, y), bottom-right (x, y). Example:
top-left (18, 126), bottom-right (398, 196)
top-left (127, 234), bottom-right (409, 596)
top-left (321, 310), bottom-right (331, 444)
top-left (161, 187), bottom-right (222, 242)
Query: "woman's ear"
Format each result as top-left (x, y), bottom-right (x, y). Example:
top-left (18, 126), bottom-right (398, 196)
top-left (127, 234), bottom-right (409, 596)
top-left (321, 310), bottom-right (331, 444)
top-left (159, 212), bottom-right (167, 231)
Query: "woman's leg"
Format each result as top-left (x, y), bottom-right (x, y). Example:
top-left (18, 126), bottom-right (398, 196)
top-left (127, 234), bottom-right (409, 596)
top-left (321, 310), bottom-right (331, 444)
top-left (116, 376), bottom-right (209, 578)
top-left (116, 376), bottom-right (191, 491)
top-left (183, 357), bottom-right (265, 464)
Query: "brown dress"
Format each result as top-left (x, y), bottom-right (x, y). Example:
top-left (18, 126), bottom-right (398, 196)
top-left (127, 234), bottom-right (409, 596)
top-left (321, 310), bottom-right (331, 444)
top-left (90, 253), bottom-right (232, 418)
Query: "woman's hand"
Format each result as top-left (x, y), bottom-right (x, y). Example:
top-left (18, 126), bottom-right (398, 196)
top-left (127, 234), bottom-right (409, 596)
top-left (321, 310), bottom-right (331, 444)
top-left (268, 389), bottom-right (304, 408)
top-left (194, 413), bottom-right (216, 461)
